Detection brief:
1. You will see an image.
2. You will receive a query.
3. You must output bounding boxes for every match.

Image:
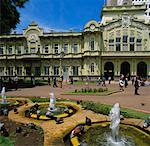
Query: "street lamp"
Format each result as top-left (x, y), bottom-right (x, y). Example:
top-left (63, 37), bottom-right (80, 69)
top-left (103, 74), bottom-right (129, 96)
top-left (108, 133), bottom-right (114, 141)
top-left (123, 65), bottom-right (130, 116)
top-left (59, 51), bottom-right (64, 87)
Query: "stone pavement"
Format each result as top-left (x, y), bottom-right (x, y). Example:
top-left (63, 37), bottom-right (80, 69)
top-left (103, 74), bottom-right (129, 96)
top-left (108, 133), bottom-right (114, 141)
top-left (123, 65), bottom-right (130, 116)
top-left (6, 81), bottom-right (150, 113)
top-left (8, 100), bottom-right (108, 146)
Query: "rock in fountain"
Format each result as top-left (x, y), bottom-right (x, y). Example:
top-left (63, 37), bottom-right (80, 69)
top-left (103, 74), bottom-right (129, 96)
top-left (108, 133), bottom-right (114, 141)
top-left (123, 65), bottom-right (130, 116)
top-left (48, 93), bottom-right (57, 111)
top-left (108, 103), bottom-right (125, 146)
top-left (1, 87), bottom-right (7, 104)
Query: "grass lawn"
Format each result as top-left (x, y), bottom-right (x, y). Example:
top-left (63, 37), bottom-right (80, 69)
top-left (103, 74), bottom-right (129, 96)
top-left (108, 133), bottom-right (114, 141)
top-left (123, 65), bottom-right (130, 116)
top-left (81, 101), bottom-right (150, 120)
top-left (0, 136), bottom-right (15, 146)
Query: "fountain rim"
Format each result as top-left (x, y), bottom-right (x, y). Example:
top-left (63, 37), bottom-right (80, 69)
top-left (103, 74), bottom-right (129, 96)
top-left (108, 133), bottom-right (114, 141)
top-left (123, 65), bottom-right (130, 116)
top-left (67, 121), bottom-right (150, 146)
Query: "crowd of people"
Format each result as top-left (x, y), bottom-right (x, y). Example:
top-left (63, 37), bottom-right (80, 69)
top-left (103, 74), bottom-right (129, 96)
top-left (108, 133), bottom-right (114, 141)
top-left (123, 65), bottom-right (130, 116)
top-left (119, 75), bottom-right (142, 95)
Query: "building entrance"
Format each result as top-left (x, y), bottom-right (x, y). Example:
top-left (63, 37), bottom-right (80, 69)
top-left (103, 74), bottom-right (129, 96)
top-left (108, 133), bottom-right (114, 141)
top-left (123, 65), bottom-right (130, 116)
top-left (63, 66), bottom-right (69, 82)
top-left (120, 62), bottom-right (130, 79)
top-left (137, 62), bottom-right (147, 78)
top-left (104, 62), bottom-right (114, 80)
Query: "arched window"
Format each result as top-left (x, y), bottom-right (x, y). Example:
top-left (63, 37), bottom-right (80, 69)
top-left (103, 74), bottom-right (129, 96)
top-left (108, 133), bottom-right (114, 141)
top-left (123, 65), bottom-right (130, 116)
top-left (91, 63), bottom-right (95, 73)
top-left (89, 37), bottom-right (95, 51)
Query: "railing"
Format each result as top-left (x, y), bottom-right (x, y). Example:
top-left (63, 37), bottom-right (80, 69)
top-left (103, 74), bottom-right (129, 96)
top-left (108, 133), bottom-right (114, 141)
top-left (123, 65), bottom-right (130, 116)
top-left (0, 51), bottom-right (149, 59)
top-left (101, 51), bottom-right (150, 57)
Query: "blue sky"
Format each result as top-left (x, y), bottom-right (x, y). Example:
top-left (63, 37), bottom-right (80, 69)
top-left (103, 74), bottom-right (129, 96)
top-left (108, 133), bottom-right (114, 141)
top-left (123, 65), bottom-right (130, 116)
top-left (16, 0), bottom-right (105, 32)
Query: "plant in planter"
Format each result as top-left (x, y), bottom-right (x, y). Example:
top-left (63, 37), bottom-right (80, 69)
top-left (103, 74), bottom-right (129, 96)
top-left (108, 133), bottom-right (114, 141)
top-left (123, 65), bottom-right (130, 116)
top-left (93, 88), bottom-right (97, 93)
top-left (87, 88), bottom-right (91, 93)
top-left (81, 88), bottom-right (84, 93)
top-left (75, 89), bottom-right (78, 93)
top-left (98, 88), bottom-right (103, 92)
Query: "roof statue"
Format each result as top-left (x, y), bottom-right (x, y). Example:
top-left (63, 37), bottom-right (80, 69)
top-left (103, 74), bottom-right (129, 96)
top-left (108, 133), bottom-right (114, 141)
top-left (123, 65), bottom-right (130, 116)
top-left (117, 0), bottom-right (123, 6)
top-left (106, 0), bottom-right (132, 6)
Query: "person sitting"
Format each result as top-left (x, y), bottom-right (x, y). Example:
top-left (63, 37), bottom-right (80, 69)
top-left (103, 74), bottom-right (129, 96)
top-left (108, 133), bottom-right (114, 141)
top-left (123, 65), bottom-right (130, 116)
top-left (143, 117), bottom-right (150, 128)
top-left (85, 117), bottom-right (92, 126)
top-left (3, 108), bottom-right (8, 116)
top-left (28, 123), bottom-right (36, 129)
top-left (36, 110), bottom-right (41, 120)
top-left (64, 107), bottom-right (70, 114)
top-left (0, 125), bottom-right (9, 137)
top-left (55, 117), bottom-right (64, 124)
top-left (16, 126), bottom-right (22, 133)
top-left (25, 110), bottom-right (31, 117)
top-left (14, 108), bottom-right (18, 114)
top-left (34, 104), bottom-right (39, 110)
top-left (46, 111), bottom-right (54, 119)
top-left (70, 125), bottom-right (84, 138)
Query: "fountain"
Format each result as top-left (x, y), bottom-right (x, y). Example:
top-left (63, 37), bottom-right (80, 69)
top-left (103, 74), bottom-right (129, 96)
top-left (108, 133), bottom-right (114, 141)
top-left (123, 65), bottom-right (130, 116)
top-left (107, 103), bottom-right (125, 146)
top-left (65, 102), bottom-right (150, 146)
top-left (48, 93), bottom-right (57, 111)
top-left (1, 87), bottom-right (7, 104)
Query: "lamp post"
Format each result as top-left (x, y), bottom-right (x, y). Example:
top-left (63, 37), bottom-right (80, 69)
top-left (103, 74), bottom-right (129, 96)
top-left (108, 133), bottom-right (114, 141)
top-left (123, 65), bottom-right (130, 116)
top-left (59, 51), bottom-right (64, 87)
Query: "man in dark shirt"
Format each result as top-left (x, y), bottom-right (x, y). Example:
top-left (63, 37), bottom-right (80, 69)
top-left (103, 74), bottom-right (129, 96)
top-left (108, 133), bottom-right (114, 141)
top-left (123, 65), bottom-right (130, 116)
top-left (53, 77), bottom-right (57, 87)
top-left (134, 77), bottom-right (140, 95)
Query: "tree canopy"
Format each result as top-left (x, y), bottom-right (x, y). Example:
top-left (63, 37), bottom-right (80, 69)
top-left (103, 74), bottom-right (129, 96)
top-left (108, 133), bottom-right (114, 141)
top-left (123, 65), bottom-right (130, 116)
top-left (0, 0), bottom-right (29, 34)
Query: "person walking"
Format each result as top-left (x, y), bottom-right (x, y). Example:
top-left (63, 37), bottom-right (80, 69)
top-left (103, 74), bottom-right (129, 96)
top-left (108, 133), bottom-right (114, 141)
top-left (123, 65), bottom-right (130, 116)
top-left (70, 77), bottom-right (73, 84)
top-left (108, 76), bottom-right (111, 84)
top-left (124, 77), bottom-right (128, 88)
top-left (53, 77), bottom-right (57, 87)
top-left (102, 76), bottom-right (106, 87)
top-left (119, 79), bottom-right (124, 91)
top-left (134, 77), bottom-right (140, 95)
top-left (14, 75), bottom-right (18, 90)
top-left (131, 76), bottom-right (134, 85)
top-left (48, 76), bottom-right (51, 85)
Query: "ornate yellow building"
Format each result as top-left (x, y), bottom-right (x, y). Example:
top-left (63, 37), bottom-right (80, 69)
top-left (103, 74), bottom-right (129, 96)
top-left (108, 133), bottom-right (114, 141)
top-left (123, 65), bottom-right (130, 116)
top-left (0, 4), bottom-right (150, 80)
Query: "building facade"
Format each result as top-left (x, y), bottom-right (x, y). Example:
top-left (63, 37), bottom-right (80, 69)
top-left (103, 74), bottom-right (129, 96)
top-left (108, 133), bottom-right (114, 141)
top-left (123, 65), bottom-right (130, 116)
top-left (0, 4), bottom-right (150, 80)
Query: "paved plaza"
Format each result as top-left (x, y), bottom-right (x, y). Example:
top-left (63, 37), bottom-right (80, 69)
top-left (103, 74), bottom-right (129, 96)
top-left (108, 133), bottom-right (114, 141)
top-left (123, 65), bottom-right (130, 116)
top-left (6, 81), bottom-right (150, 113)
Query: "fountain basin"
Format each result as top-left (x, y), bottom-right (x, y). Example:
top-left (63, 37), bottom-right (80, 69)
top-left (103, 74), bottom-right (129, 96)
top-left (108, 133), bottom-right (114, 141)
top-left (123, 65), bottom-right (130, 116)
top-left (64, 123), bottom-right (150, 146)
top-left (0, 99), bottom-right (23, 108)
top-left (26, 103), bottom-right (76, 120)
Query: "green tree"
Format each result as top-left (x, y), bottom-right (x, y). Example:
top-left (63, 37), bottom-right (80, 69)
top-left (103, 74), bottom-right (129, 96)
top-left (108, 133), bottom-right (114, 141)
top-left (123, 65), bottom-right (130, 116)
top-left (0, 0), bottom-right (29, 34)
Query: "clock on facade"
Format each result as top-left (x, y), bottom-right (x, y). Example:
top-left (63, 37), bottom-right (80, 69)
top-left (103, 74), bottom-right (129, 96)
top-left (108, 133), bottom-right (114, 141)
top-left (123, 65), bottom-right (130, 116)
top-left (90, 24), bottom-right (96, 30)
top-left (29, 34), bottom-right (37, 40)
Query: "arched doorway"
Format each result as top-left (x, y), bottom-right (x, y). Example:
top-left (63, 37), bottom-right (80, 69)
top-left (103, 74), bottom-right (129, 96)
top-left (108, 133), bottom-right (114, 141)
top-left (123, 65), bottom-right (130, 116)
top-left (104, 62), bottom-right (114, 80)
top-left (137, 62), bottom-right (147, 78)
top-left (120, 62), bottom-right (130, 79)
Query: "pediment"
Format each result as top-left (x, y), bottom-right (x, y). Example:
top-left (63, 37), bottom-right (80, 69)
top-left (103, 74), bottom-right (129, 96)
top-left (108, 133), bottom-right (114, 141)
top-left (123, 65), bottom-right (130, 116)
top-left (103, 17), bottom-right (149, 31)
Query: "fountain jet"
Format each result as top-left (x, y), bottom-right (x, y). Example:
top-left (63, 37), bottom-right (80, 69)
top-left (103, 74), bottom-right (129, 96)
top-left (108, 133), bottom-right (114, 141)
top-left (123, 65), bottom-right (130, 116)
top-left (1, 87), bottom-right (7, 104)
top-left (48, 93), bottom-right (56, 111)
top-left (108, 103), bottom-right (125, 146)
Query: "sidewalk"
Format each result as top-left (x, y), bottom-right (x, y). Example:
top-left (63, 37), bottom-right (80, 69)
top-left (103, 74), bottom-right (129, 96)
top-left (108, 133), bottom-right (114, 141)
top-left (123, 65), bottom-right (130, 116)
top-left (5, 81), bottom-right (150, 113)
